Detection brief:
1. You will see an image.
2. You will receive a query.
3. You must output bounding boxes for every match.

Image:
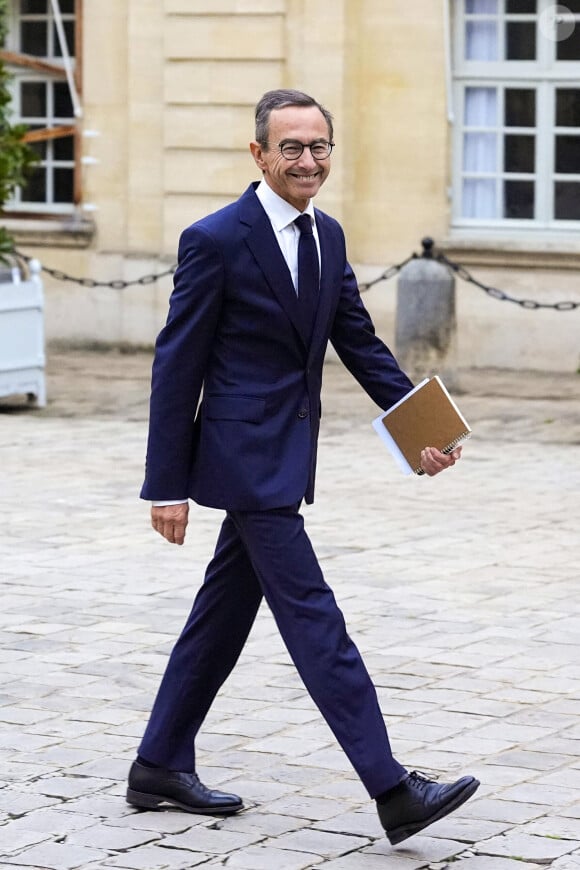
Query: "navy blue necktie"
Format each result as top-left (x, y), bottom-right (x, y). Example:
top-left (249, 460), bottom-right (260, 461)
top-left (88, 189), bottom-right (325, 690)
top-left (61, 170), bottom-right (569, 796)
top-left (294, 214), bottom-right (319, 340)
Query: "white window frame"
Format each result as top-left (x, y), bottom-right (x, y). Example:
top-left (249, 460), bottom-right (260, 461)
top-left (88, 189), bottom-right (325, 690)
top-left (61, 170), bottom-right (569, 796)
top-left (451, 0), bottom-right (580, 234)
top-left (4, 0), bottom-right (80, 215)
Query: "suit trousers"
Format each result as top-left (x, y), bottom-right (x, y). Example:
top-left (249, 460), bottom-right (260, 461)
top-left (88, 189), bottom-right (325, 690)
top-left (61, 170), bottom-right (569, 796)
top-left (138, 505), bottom-right (407, 797)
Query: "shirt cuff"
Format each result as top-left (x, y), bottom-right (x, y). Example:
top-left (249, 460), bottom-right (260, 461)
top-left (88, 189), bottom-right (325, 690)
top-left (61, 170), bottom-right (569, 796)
top-left (152, 499), bottom-right (188, 506)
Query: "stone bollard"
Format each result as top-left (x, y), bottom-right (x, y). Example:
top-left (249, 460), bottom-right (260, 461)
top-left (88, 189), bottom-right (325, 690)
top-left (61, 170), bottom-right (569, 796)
top-left (395, 238), bottom-right (458, 389)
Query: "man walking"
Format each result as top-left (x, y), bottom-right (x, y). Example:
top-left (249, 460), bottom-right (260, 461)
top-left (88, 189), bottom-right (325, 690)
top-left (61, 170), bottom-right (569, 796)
top-left (127, 89), bottom-right (479, 845)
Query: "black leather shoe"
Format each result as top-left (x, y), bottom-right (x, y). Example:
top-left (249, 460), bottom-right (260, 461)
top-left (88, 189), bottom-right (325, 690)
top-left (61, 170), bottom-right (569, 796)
top-left (126, 760), bottom-right (243, 815)
top-left (377, 770), bottom-right (479, 845)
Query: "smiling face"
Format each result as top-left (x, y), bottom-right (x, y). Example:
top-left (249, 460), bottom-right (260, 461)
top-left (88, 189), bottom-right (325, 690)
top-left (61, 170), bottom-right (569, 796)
top-left (250, 105), bottom-right (332, 211)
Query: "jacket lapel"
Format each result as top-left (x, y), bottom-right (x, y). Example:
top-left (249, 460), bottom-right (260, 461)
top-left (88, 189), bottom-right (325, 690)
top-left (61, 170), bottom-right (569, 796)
top-left (238, 186), bottom-right (341, 356)
top-left (239, 186), bottom-right (307, 348)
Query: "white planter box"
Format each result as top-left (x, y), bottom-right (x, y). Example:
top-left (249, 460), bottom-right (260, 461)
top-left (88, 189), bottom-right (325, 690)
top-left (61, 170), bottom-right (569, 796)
top-left (0, 260), bottom-right (46, 407)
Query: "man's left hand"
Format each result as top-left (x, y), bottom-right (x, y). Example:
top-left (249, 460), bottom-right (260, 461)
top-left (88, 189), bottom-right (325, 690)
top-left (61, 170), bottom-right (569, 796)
top-left (420, 446), bottom-right (462, 476)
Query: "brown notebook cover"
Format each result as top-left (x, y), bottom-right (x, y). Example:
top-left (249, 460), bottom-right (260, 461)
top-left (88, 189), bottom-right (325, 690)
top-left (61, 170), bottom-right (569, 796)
top-left (376, 376), bottom-right (472, 475)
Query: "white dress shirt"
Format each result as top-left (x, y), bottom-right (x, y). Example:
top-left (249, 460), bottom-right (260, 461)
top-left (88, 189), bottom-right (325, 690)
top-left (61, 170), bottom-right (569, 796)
top-left (153, 179), bottom-right (319, 507)
top-left (255, 179), bottom-right (321, 290)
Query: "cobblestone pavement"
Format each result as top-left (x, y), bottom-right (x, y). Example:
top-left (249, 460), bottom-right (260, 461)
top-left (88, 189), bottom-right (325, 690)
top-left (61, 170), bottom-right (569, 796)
top-left (1, 349), bottom-right (580, 870)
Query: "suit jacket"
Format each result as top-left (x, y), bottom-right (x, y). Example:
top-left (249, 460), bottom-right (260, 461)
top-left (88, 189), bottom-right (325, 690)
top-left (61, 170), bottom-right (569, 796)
top-left (141, 183), bottom-right (413, 510)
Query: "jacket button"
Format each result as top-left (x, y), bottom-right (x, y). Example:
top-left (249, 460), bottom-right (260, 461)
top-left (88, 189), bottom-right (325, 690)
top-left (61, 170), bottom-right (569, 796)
top-left (298, 408), bottom-right (308, 419)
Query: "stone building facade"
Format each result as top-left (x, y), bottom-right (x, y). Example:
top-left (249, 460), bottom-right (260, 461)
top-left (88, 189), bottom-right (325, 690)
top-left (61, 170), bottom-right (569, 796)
top-left (2, 0), bottom-right (579, 370)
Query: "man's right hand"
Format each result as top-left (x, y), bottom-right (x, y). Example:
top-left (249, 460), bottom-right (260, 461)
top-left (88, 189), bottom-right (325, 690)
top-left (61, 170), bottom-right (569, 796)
top-left (151, 503), bottom-right (189, 545)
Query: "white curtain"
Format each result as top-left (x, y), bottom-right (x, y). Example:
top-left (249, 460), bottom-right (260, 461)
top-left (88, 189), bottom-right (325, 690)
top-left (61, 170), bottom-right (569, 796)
top-left (466, 21), bottom-right (499, 59)
top-left (462, 4), bottom-right (499, 218)
top-left (463, 88), bottom-right (498, 218)
top-left (466, 0), bottom-right (499, 59)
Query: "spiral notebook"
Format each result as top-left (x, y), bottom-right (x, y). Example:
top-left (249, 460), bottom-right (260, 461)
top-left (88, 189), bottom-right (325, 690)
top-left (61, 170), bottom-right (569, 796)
top-left (372, 376), bottom-right (472, 476)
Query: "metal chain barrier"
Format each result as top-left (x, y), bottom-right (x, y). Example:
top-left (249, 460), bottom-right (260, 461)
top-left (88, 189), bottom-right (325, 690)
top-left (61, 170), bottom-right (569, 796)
top-left (436, 251), bottom-right (580, 312)
top-left (14, 238), bottom-right (580, 311)
top-left (16, 249), bottom-right (176, 289)
top-left (358, 255), bottom-right (417, 292)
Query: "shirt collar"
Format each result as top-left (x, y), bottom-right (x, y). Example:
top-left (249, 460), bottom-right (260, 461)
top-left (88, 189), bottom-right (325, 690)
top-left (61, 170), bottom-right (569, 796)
top-left (256, 179), bottom-right (315, 232)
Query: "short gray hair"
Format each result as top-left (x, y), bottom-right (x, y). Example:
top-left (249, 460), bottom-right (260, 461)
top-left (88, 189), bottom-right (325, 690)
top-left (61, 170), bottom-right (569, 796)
top-left (255, 89), bottom-right (334, 148)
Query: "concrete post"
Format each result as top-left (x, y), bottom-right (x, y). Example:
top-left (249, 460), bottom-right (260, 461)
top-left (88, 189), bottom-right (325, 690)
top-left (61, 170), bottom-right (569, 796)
top-left (395, 238), bottom-right (458, 388)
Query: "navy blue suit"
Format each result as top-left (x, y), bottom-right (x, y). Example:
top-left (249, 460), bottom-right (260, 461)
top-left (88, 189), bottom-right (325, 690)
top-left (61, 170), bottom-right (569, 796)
top-left (139, 183), bottom-right (413, 796)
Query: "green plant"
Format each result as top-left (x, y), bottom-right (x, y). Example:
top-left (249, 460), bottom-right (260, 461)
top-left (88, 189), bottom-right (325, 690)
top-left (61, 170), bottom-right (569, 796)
top-left (0, 0), bottom-right (39, 263)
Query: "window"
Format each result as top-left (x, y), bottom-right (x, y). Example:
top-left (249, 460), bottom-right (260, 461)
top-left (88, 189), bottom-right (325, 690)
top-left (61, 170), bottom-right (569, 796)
top-left (452, 0), bottom-right (580, 230)
top-left (2, 0), bottom-right (80, 214)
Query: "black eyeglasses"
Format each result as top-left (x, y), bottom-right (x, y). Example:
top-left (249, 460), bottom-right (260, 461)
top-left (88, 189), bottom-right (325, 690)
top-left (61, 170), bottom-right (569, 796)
top-left (276, 140), bottom-right (335, 161)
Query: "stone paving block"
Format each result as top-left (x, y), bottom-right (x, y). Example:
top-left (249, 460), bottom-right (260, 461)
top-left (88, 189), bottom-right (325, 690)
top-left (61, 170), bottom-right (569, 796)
top-left (428, 816), bottom-right (511, 842)
top-left (498, 783), bottom-right (578, 806)
top-left (17, 747), bottom-right (102, 769)
top-left (194, 732), bottom-right (244, 753)
top-left (245, 734), bottom-right (333, 757)
top-left (395, 748), bottom-right (474, 773)
top-left (0, 825), bottom-right (54, 854)
top-left (534, 768), bottom-right (580, 789)
top-left (0, 708), bottom-right (58, 726)
top-left (0, 760), bottom-right (54, 783)
top-left (523, 816), bottom-right (580, 840)
top-left (108, 809), bottom-right (205, 834)
top-left (221, 684), bottom-right (305, 703)
top-left (486, 750), bottom-right (573, 771)
top-left (0, 731), bottom-right (61, 754)
top-left (219, 777), bottom-right (298, 803)
top-left (528, 737), bottom-right (580, 756)
top-left (449, 857), bottom-right (546, 869)
top-left (2, 809), bottom-right (95, 835)
top-left (51, 794), bottom-right (132, 819)
top-left (475, 831), bottom-right (580, 862)
top-left (0, 841), bottom-right (110, 868)
top-left (222, 844), bottom-right (324, 868)
top-left (264, 794), bottom-right (352, 821)
top-left (162, 825), bottom-right (262, 854)
top-left (0, 790), bottom-right (61, 815)
top-left (552, 853), bottom-right (580, 869)
top-left (66, 822), bottom-right (161, 850)
top-left (64, 732), bottom-right (136, 755)
top-left (99, 845), bottom-right (212, 868)
top-left (57, 758), bottom-right (130, 781)
top-left (313, 811), bottom-right (382, 839)
top-left (486, 688), bottom-right (555, 705)
top-left (7, 623), bottom-right (74, 636)
top-left (208, 696), bottom-right (271, 718)
top-left (271, 828), bottom-right (371, 858)
top-left (309, 780), bottom-right (367, 804)
top-left (366, 834), bottom-right (466, 862)
top-left (25, 776), bottom-right (113, 800)
top-left (218, 809), bottom-right (308, 838)
top-left (467, 765), bottom-right (532, 789)
top-left (208, 716), bottom-right (294, 739)
top-left (258, 763), bottom-right (336, 789)
top-left (208, 750), bottom-right (288, 775)
top-left (321, 854), bottom-right (431, 869)
top-left (545, 700), bottom-right (580, 716)
top-left (252, 705), bottom-right (321, 725)
top-left (471, 722), bottom-right (553, 743)
top-left (60, 708), bottom-right (144, 727)
top-left (293, 747), bottom-right (352, 774)
top-left (430, 735), bottom-right (517, 755)
top-left (452, 698), bottom-right (521, 717)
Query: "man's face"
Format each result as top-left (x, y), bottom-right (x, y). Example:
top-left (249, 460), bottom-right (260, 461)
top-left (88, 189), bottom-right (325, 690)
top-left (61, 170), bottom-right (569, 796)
top-left (250, 105), bottom-right (332, 211)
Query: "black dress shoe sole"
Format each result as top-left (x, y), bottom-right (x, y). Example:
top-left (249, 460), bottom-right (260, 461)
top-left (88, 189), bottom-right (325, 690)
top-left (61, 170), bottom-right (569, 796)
top-left (126, 787), bottom-right (243, 815)
top-left (387, 778), bottom-right (480, 845)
